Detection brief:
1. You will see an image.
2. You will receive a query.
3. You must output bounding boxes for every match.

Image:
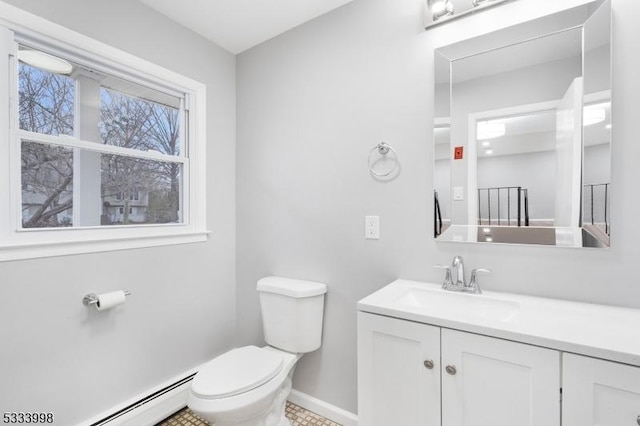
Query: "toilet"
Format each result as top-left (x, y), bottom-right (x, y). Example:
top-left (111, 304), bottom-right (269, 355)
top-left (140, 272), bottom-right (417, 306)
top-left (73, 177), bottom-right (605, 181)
top-left (187, 276), bottom-right (327, 426)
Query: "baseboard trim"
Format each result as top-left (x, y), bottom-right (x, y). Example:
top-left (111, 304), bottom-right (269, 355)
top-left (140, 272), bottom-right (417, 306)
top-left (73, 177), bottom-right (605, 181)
top-left (79, 371), bottom-right (359, 426)
top-left (80, 367), bottom-right (199, 426)
top-left (288, 389), bottom-right (358, 426)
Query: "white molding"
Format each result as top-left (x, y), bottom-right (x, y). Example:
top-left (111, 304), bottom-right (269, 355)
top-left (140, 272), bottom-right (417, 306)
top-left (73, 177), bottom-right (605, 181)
top-left (0, 231), bottom-right (209, 262)
top-left (288, 389), bottom-right (358, 426)
top-left (78, 373), bottom-right (359, 426)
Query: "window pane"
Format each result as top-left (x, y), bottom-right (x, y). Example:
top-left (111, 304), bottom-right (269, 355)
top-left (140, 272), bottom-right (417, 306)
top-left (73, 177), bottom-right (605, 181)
top-left (21, 141), bottom-right (74, 228)
top-left (101, 154), bottom-right (182, 225)
top-left (18, 63), bottom-right (75, 136)
top-left (100, 88), bottom-right (181, 156)
top-left (21, 142), bottom-right (182, 228)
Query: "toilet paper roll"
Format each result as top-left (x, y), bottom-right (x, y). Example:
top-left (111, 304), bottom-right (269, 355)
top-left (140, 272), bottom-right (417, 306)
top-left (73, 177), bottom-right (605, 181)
top-left (96, 290), bottom-right (127, 311)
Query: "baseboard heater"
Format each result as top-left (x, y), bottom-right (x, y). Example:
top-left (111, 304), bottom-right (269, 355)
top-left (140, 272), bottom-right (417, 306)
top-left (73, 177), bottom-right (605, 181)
top-left (90, 373), bottom-right (196, 426)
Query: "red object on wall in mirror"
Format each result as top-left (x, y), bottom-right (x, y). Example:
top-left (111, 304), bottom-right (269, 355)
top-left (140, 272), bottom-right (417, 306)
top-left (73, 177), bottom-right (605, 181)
top-left (454, 146), bottom-right (464, 160)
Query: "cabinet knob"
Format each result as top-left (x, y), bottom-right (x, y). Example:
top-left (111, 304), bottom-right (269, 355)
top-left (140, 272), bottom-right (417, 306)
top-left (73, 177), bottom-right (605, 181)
top-left (445, 365), bottom-right (457, 375)
top-left (423, 359), bottom-right (434, 369)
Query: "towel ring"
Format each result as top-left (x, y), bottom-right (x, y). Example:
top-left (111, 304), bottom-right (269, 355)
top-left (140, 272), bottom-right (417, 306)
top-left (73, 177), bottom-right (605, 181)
top-left (368, 142), bottom-right (399, 177)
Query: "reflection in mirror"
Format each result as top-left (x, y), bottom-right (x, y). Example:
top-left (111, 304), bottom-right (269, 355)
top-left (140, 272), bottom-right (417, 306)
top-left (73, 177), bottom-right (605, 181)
top-left (433, 0), bottom-right (611, 248)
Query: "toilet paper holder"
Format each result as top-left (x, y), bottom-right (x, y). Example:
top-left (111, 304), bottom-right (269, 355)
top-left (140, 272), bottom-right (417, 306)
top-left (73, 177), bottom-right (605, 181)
top-left (82, 291), bottom-right (131, 307)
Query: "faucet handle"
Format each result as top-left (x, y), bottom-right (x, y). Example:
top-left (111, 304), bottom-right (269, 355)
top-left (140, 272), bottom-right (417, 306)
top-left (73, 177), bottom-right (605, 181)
top-left (434, 264), bottom-right (454, 290)
top-left (468, 268), bottom-right (491, 294)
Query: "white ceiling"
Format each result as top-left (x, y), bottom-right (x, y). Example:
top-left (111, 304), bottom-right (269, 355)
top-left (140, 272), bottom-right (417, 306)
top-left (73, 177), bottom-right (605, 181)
top-left (137, 0), bottom-right (354, 54)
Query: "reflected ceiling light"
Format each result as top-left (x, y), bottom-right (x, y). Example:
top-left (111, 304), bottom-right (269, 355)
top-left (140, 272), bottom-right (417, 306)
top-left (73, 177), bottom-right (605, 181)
top-left (483, 228), bottom-right (491, 233)
top-left (485, 237), bottom-right (493, 242)
top-left (428, 0), bottom-right (454, 21)
top-left (477, 121), bottom-right (505, 139)
top-left (583, 105), bottom-right (606, 126)
top-left (484, 149), bottom-right (493, 155)
top-left (481, 141), bottom-right (491, 147)
top-left (606, 124), bottom-right (612, 129)
top-left (18, 49), bottom-right (73, 75)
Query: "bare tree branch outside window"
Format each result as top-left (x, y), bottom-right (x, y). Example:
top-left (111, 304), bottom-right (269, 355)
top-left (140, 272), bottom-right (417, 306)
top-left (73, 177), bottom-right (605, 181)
top-left (100, 88), bottom-right (181, 225)
top-left (19, 63), bottom-right (74, 227)
top-left (19, 61), bottom-right (183, 228)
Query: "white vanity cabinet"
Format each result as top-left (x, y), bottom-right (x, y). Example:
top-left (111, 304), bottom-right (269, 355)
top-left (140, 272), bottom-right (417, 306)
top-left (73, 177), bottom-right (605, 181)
top-left (562, 353), bottom-right (640, 426)
top-left (357, 312), bottom-right (441, 426)
top-left (441, 328), bottom-right (560, 426)
top-left (358, 280), bottom-right (640, 426)
top-left (357, 312), bottom-right (560, 426)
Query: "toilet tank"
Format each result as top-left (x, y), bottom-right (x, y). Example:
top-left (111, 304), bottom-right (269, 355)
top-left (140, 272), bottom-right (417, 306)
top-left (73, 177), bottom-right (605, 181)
top-left (257, 277), bottom-right (327, 353)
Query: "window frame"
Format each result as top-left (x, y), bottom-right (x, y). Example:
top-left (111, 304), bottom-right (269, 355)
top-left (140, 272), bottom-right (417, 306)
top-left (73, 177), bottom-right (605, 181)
top-left (0, 3), bottom-right (208, 261)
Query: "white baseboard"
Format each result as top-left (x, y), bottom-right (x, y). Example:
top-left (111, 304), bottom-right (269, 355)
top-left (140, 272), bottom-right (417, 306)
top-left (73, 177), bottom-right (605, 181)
top-left (79, 371), bottom-right (359, 426)
top-left (288, 389), bottom-right (358, 426)
top-left (79, 368), bottom-right (198, 426)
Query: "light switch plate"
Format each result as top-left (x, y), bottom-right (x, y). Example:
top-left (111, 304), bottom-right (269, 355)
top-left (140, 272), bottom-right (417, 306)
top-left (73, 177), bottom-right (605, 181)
top-left (453, 186), bottom-right (464, 201)
top-left (365, 216), bottom-right (380, 240)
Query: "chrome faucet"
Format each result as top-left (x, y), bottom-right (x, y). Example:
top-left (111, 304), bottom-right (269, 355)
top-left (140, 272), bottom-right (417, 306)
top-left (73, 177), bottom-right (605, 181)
top-left (452, 255), bottom-right (466, 287)
top-left (434, 256), bottom-right (490, 294)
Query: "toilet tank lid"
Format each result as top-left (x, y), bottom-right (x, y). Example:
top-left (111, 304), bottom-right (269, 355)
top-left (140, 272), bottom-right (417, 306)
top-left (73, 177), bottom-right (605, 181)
top-left (257, 276), bottom-right (327, 298)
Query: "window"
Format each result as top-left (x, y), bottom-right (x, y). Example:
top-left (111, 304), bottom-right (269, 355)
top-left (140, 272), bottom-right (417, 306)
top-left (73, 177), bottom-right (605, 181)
top-left (0, 9), bottom-right (207, 261)
top-left (115, 191), bottom-right (141, 202)
top-left (18, 50), bottom-right (185, 228)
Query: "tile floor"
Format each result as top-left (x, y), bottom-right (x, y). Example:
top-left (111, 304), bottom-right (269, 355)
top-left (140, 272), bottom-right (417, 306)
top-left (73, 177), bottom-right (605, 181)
top-left (156, 401), bottom-right (341, 426)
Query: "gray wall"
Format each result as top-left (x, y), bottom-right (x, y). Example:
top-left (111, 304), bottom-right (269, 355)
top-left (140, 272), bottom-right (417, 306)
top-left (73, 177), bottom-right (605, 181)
top-left (237, 0), bottom-right (639, 415)
top-left (0, 1), bottom-right (236, 424)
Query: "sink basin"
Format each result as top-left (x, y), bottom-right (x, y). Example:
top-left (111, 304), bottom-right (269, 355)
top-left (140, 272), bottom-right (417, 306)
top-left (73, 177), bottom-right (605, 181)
top-left (394, 286), bottom-right (521, 324)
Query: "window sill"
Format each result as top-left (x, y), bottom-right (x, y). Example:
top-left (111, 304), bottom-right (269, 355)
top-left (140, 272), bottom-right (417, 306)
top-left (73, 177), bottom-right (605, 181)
top-left (0, 230), bottom-right (210, 262)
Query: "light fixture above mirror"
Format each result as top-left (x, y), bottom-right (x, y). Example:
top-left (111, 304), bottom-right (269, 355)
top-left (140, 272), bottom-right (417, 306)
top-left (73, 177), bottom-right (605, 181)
top-left (427, 0), bottom-right (454, 21)
top-left (424, 0), bottom-right (517, 28)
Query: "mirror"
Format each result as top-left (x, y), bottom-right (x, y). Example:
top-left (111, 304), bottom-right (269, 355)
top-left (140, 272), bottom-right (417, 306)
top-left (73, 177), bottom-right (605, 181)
top-left (433, 0), bottom-right (611, 248)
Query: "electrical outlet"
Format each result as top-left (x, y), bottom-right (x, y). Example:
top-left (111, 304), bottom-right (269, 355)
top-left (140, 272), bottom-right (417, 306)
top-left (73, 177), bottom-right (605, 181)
top-left (365, 216), bottom-right (380, 240)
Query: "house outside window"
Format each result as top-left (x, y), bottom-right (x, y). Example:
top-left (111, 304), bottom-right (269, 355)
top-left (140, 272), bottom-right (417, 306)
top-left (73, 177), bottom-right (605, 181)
top-left (0, 9), bottom-right (208, 261)
top-left (19, 57), bottom-right (184, 228)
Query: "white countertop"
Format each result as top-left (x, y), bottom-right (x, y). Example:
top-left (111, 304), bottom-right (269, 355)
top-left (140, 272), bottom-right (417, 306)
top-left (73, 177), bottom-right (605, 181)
top-left (357, 279), bottom-right (640, 367)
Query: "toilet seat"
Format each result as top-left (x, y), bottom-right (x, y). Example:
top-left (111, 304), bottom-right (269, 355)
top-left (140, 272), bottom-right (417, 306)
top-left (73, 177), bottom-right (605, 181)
top-left (191, 346), bottom-right (284, 399)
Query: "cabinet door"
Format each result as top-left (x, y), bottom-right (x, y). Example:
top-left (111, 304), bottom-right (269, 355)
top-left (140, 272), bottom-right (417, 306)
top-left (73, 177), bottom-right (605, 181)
top-left (357, 312), bottom-right (441, 426)
top-left (441, 329), bottom-right (560, 426)
top-left (563, 353), bottom-right (640, 426)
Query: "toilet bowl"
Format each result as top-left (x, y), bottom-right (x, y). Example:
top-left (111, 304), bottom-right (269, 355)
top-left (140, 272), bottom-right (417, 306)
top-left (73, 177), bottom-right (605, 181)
top-left (188, 346), bottom-right (300, 426)
top-left (187, 277), bottom-right (327, 426)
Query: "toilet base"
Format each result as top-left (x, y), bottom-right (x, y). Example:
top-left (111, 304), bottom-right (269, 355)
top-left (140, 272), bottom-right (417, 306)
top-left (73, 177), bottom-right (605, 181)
top-left (262, 371), bottom-right (291, 426)
top-left (196, 373), bottom-right (292, 426)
